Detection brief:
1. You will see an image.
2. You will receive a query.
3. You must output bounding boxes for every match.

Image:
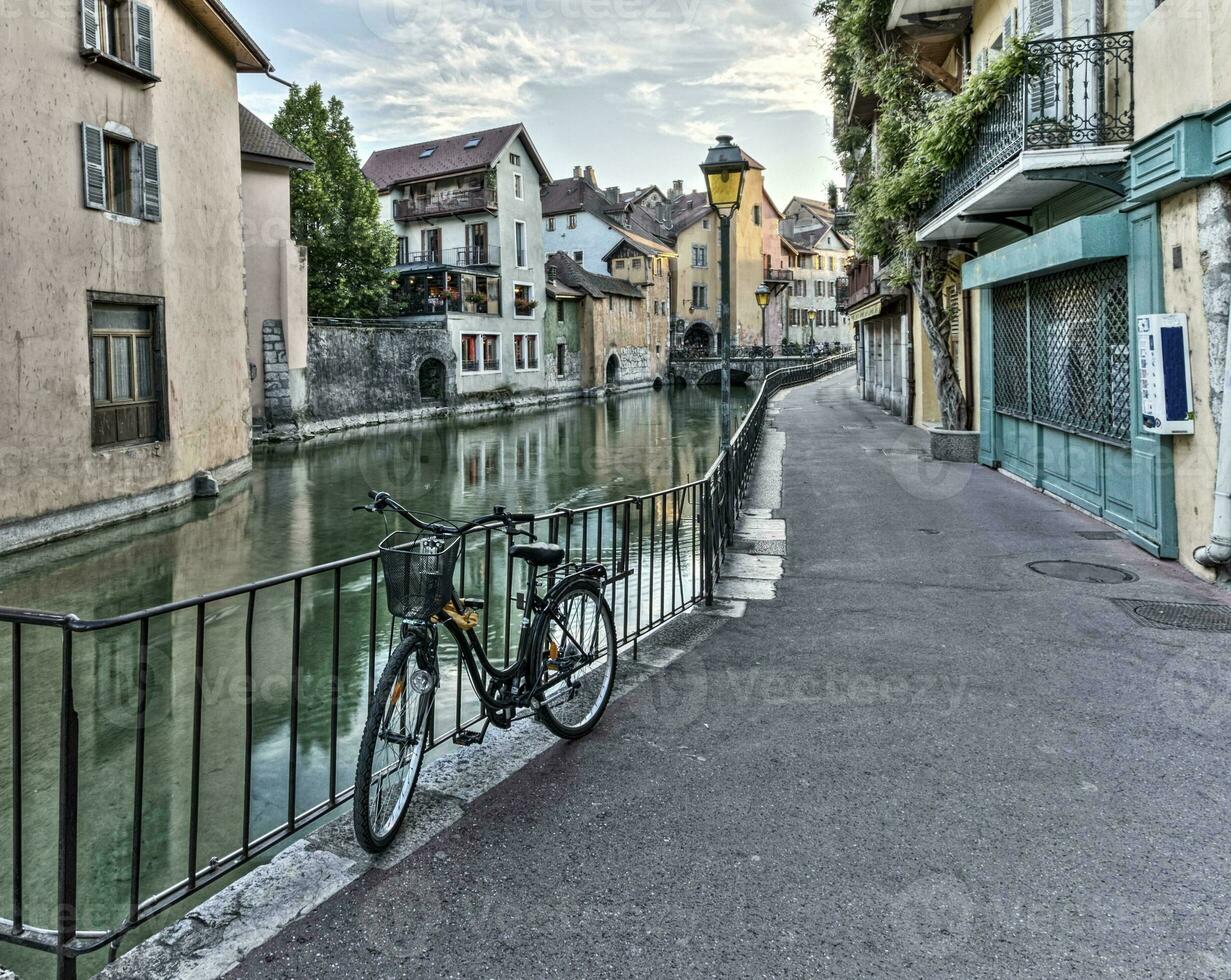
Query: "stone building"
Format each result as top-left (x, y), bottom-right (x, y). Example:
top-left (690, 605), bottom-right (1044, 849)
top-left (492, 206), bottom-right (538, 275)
top-left (0, 0), bottom-right (277, 554)
top-left (545, 253), bottom-right (661, 391)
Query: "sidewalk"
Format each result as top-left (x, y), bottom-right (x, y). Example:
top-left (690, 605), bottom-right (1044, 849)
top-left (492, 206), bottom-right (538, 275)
top-left (226, 375), bottom-right (1231, 979)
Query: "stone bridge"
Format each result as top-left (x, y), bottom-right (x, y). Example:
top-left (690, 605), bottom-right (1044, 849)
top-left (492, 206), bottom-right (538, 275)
top-left (668, 355), bottom-right (817, 387)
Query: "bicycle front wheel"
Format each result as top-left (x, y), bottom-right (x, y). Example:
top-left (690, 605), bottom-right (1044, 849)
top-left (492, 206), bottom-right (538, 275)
top-left (534, 580), bottom-right (617, 739)
top-left (353, 637), bottom-right (434, 853)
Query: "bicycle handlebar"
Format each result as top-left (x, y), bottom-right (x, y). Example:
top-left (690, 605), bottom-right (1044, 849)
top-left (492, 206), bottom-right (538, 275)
top-left (363, 491), bottom-right (536, 537)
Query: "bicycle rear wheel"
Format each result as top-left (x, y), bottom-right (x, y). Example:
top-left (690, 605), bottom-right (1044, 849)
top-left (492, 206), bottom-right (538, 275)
top-left (534, 580), bottom-right (617, 739)
top-left (353, 637), bottom-right (434, 853)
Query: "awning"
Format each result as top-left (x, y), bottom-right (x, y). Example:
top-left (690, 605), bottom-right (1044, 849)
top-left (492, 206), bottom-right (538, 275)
top-left (961, 213), bottom-right (1129, 290)
top-left (847, 299), bottom-right (884, 323)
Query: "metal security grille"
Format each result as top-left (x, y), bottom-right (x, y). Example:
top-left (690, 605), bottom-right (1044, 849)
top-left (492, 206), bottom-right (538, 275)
top-left (992, 281), bottom-right (1029, 416)
top-left (992, 259), bottom-right (1131, 445)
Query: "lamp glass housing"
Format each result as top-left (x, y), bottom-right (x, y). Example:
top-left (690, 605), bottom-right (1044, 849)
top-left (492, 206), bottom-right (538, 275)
top-left (701, 135), bottom-right (749, 216)
top-left (755, 286), bottom-right (771, 309)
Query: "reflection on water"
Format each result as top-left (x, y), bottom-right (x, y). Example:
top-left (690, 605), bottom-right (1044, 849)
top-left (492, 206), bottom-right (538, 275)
top-left (0, 385), bottom-right (751, 978)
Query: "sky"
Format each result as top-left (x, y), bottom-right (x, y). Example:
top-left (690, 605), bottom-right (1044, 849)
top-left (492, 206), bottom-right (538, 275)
top-left (233, 0), bottom-right (840, 203)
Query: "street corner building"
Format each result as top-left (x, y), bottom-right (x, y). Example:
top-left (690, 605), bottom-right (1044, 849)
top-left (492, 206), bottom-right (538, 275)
top-left (842, 0), bottom-right (1231, 583)
top-left (0, 0), bottom-right (291, 554)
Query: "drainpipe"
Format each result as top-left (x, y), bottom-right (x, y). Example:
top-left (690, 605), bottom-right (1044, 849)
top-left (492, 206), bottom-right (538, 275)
top-left (904, 300), bottom-right (915, 426)
top-left (1195, 306), bottom-right (1231, 569)
top-left (962, 287), bottom-right (975, 431)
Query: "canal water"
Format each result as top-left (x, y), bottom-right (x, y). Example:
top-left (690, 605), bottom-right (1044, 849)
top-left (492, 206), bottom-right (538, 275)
top-left (0, 384), bottom-right (752, 978)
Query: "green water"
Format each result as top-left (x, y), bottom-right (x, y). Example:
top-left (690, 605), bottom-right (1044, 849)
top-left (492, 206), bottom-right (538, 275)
top-left (0, 385), bottom-right (751, 978)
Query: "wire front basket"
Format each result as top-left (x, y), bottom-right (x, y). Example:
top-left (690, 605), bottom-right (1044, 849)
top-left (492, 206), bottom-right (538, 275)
top-left (379, 531), bottom-right (461, 620)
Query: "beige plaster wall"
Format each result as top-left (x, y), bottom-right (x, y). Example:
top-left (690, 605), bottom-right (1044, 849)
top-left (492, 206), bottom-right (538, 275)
top-left (0, 0), bottom-right (251, 526)
top-left (1159, 190), bottom-right (1221, 581)
top-left (1134, 0), bottom-right (1231, 137)
top-left (242, 161), bottom-right (307, 420)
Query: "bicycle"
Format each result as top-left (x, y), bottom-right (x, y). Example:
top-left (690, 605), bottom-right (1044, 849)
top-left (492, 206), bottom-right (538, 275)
top-left (351, 490), bottom-right (622, 853)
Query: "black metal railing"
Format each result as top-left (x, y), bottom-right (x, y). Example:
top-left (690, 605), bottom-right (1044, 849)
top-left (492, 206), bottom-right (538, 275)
top-left (921, 32), bottom-right (1133, 225)
top-left (396, 246), bottom-right (501, 269)
top-left (393, 187), bottom-right (498, 222)
top-left (0, 353), bottom-right (856, 978)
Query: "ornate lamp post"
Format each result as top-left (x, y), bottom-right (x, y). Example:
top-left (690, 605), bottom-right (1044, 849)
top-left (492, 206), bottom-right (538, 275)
top-left (808, 309), bottom-right (817, 353)
top-left (701, 135), bottom-right (749, 452)
top-left (755, 284), bottom-right (770, 357)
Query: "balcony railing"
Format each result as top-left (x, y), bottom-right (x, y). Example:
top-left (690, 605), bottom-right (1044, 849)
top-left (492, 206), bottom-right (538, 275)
top-left (921, 32), bottom-right (1133, 225)
top-left (393, 187), bottom-right (498, 221)
top-left (765, 268), bottom-right (795, 282)
top-left (396, 246), bottom-right (502, 269)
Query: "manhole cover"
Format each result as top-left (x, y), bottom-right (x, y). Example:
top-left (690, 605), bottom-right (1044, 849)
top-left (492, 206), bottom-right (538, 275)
top-left (1077, 531), bottom-right (1124, 541)
top-left (1112, 599), bottom-right (1231, 633)
top-left (1027, 560), bottom-right (1138, 584)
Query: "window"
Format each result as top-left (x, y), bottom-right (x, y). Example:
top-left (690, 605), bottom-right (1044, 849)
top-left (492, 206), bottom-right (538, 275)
top-left (655, 257), bottom-right (664, 276)
top-left (514, 221), bottom-right (528, 267)
top-left (420, 227), bottom-right (441, 262)
top-left (691, 283), bottom-right (708, 309)
top-left (702, 219), bottom-right (710, 230)
top-left (632, 258), bottom-right (642, 269)
top-left (397, 236), bottom-right (409, 265)
top-left (556, 299), bottom-right (565, 323)
top-left (419, 147), bottom-right (436, 159)
top-left (509, 152), bottom-right (522, 166)
top-left (556, 341), bottom-right (567, 378)
top-left (567, 214), bottom-right (578, 230)
top-left (572, 250), bottom-right (584, 262)
top-left (753, 205), bottom-right (762, 226)
top-left (546, 216), bottom-right (556, 231)
top-left (692, 245), bottom-right (708, 268)
top-left (514, 282), bottom-right (535, 317)
top-left (514, 173), bottom-right (524, 200)
top-left (814, 280), bottom-right (823, 297)
top-left (81, 124), bottom-right (160, 221)
top-left (615, 259), bottom-right (626, 270)
top-left (461, 333), bottom-right (480, 373)
top-left (89, 294), bottom-right (164, 448)
top-left (514, 334), bottom-right (540, 371)
top-left (83, 0), bottom-right (155, 76)
top-left (828, 256), bottom-right (835, 271)
top-left (464, 137), bottom-right (482, 149)
top-left (482, 334), bottom-right (501, 371)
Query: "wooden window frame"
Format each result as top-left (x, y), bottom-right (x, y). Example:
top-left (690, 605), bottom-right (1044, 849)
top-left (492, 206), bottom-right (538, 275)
top-left (87, 290), bottom-right (167, 450)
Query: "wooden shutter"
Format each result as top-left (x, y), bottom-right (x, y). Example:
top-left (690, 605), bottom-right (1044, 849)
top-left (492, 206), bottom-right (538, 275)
top-left (82, 123), bottom-right (106, 210)
top-left (140, 143), bottom-right (161, 221)
top-left (1025, 0), bottom-right (1060, 119)
top-left (81, 0), bottom-right (99, 51)
top-left (133, 3), bottom-right (154, 73)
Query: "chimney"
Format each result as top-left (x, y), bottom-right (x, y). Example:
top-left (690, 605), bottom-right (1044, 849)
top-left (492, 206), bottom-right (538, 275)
top-left (670, 179), bottom-right (684, 200)
top-left (584, 165), bottom-right (598, 187)
top-left (573, 166), bottom-right (583, 179)
top-left (605, 186), bottom-right (620, 205)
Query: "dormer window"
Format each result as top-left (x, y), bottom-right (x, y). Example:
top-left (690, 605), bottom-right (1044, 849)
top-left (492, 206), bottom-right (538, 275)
top-left (419, 147), bottom-right (436, 159)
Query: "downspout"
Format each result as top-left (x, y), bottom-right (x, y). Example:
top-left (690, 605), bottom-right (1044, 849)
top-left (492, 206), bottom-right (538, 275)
top-left (1195, 304), bottom-right (1231, 569)
top-left (904, 299), bottom-right (916, 426)
top-left (962, 287), bottom-right (975, 430)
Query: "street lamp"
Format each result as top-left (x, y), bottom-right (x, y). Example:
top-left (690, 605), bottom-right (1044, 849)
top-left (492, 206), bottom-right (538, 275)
top-left (755, 284), bottom-right (770, 357)
top-left (808, 309), bottom-right (817, 351)
top-left (701, 135), bottom-right (750, 452)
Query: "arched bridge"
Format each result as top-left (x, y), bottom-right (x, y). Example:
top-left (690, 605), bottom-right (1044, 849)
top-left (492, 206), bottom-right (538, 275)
top-left (669, 354), bottom-right (818, 387)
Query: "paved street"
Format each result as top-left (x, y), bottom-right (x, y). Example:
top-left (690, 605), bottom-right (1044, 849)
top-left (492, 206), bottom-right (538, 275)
top-left (227, 374), bottom-right (1231, 979)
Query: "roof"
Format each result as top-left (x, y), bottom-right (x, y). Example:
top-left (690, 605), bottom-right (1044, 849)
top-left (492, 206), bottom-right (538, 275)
top-left (669, 191), bottom-right (714, 234)
top-left (239, 105), bottom-right (314, 170)
top-left (180, 0), bottom-right (272, 72)
top-left (362, 123), bottom-right (550, 192)
top-left (787, 196), bottom-right (834, 223)
top-left (542, 176), bottom-right (676, 252)
top-left (546, 252), bottom-right (644, 300)
top-left (600, 228), bottom-right (677, 264)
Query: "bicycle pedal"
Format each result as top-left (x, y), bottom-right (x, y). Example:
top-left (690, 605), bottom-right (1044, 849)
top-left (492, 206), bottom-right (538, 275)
top-left (452, 730), bottom-right (485, 747)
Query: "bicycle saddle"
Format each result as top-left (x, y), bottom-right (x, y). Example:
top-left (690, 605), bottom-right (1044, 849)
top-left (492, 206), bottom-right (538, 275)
top-left (510, 542), bottom-right (566, 570)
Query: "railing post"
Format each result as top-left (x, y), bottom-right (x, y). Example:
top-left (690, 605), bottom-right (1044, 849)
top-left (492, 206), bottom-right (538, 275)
top-left (56, 627), bottom-right (78, 980)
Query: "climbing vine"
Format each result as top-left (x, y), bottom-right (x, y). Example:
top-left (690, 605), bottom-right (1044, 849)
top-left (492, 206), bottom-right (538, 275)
top-left (815, 0), bottom-right (1034, 429)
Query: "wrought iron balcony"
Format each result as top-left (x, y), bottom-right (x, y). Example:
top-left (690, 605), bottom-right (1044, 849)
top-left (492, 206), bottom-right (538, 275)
top-left (921, 32), bottom-right (1133, 226)
top-left (396, 245), bottom-right (502, 269)
top-left (393, 187), bottom-right (498, 221)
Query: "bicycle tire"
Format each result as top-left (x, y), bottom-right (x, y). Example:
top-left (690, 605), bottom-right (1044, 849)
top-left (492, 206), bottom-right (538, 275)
top-left (353, 637), bottom-right (434, 853)
top-left (533, 578), bottom-right (617, 739)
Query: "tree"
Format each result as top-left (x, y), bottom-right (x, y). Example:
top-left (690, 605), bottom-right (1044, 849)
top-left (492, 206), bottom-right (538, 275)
top-left (826, 180), bottom-right (839, 211)
top-left (272, 84), bottom-right (397, 318)
top-left (815, 0), bottom-right (1031, 430)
